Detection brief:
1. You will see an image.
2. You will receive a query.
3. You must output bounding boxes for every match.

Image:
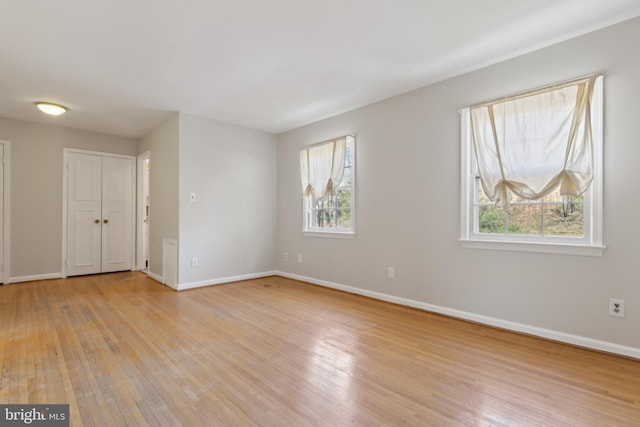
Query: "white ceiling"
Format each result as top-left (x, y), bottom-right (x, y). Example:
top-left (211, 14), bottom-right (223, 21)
top-left (1, 0), bottom-right (639, 139)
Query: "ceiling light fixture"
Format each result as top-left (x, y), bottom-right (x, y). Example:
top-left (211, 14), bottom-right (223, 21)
top-left (35, 102), bottom-right (67, 116)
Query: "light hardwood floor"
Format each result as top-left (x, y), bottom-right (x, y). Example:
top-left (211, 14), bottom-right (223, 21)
top-left (1, 272), bottom-right (639, 426)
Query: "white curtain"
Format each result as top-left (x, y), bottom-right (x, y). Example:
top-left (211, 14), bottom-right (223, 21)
top-left (470, 75), bottom-right (599, 206)
top-left (300, 137), bottom-right (347, 199)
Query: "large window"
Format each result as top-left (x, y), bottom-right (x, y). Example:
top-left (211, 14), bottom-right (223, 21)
top-left (301, 135), bottom-right (355, 237)
top-left (459, 75), bottom-right (604, 256)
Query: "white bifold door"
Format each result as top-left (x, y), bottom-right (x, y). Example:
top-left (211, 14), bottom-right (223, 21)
top-left (66, 151), bottom-right (135, 276)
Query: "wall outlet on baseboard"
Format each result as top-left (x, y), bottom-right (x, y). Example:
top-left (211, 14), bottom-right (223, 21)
top-left (283, 252), bottom-right (288, 262)
top-left (387, 267), bottom-right (395, 279)
top-left (297, 254), bottom-right (303, 263)
top-left (609, 298), bottom-right (624, 318)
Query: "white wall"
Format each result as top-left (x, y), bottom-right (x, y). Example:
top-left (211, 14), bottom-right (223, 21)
top-left (277, 17), bottom-right (640, 353)
top-left (138, 114), bottom-right (180, 281)
top-left (0, 118), bottom-right (137, 280)
top-left (178, 113), bottom-right (277, 287)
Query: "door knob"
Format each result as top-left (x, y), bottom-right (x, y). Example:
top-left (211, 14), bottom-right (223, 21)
top-left (95, 219), bottom-right (100, 224)
top-left (103, 219), bottom-right (109, 224)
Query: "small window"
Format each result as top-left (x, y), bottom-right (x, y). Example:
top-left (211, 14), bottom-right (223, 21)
top-left (300, 135), bottom-right (355, 238)
top-left (459, 75), bottom-right (604, 256)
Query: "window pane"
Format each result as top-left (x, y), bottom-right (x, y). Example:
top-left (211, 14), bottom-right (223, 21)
top-left (314, 208), bottom-right (335, 228)
top-left (476, 177), bottom-right (492, 203)
top-left (337, 189), bottom-right (351, 209)
top-left (341, 166), bottom-right (353, 186)
top-left (345, 144), bottom-right (354, 168)
top-left (544, 203), bottom-right (584, 236)
top-left (337, 209), bottom-right (351, 228)
top-left (478, 205), bottom-right (505, 234)
top-left (507, 203), bottom-right (542, 235)
top-left (313, 202), bottom-right (324, 228)
top-left (312, 208), bottom-right (321, 227)
top-left (326, 211), bottom-right (336, 227)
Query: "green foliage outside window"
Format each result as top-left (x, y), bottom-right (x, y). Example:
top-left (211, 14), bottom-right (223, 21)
top-left (478, 194), bottom-right (584, 236)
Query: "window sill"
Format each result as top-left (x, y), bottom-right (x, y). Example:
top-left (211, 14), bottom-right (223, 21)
top-left (303, 230), bottom-right (355, 240)
top-left (459, 239), bottom-right (605, 257)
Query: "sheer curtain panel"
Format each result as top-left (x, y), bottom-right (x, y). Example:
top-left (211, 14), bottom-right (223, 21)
top-left (300, 137), bottom-right (346, 199)
top-left (470, 74), bottom-right (601, 206)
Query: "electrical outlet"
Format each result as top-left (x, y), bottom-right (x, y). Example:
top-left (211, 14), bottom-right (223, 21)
top-left (283, 252), bottom-right (288, 262)
top-left (297, 254), bottom-right (303, 263)
top-left (387, 267), bottom-right (395, 279)
top-left (191, 257), bottom-right (199, 268)
top-left (609, 298), bottom-right (625, 318)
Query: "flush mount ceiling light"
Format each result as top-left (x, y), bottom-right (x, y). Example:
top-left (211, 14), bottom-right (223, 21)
top-left (35, 102), bottom-right (67, 116)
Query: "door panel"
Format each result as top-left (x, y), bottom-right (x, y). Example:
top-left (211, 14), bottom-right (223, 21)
top-left (103, 210), bottom-right (127, 269)
top-left (101, 156), bottom-right (133, 273)
top-left (74, 210), bottom-right (100, 267)
top-left (75, 158), bottom-right (100, 200)
top-left (0, 145), bottom-right (4, 282)
top-left (67, 153), bottom-right (102, 276)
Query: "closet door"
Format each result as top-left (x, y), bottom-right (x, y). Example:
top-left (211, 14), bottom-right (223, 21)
top-left (101, 156), bottom-right (134, 273)
top-left (67, 153), bottom-right (102, 276)
top-left (0, 144), bottom-right (5, 283)
top-left (66, 151), bottom-right (134, 276)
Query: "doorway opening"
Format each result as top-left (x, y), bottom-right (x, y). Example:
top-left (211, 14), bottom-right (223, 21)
top-left (137, 152), bottom-right (150, 272)
top-left (0, 140), bottom-right (10, 284)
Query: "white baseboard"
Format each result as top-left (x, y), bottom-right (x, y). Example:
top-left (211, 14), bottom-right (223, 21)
top-left (146, 270), bottom-right (164, 285)
top-left (276, 271), bottom-right (640, 360)
top-left (10, 272), bottom-right (63, 283)
top-left (146, 270), bottom-right (180, 290)
top-left (177, 271), bottom-right (277, 291)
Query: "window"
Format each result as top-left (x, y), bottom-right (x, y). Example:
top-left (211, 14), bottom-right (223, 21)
top-left (459, 75), bottom-right (604, 256)
top-left (301, 135), bottom-right (355, 238)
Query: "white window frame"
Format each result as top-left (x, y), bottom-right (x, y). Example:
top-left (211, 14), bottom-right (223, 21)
top-left (459, 76), bottom-right (604, 256)
top-left (302, 135), bottom-right (356, 239)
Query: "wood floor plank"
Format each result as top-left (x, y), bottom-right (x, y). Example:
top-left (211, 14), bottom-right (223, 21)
top-left (1, 272), bottom-right (639, 426)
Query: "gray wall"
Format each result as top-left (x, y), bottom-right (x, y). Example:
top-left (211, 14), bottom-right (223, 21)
top-left (138, 114), bottom-right (180, 280)
top-left (0, 118), bottom-right (137, 279)
top-left (178, 113), bottom-right (277, 286)
top-left (276, 17), bottom-right (640, 350)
